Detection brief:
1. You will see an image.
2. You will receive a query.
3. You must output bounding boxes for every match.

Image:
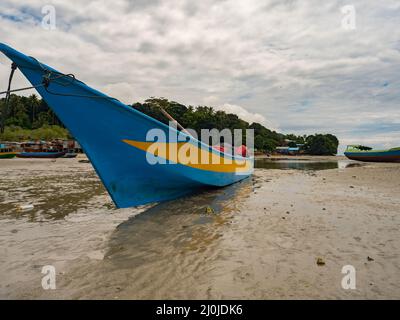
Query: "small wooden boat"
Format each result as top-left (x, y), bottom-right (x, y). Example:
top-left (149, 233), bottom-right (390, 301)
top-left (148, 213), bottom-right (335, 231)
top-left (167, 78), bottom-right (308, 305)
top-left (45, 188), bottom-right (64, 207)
top-left (16, 151), bottom-right (66, 159)
top-left (0, 144), bottom-right (17, 158)
top-left (0, 44), bottom-right (253, 208)
top-left (62, 152), bottom-right (78, 158)
top-left (0, 150), bottom-right (17, 158)
top-left (344, 145), bottom-right (400, 163)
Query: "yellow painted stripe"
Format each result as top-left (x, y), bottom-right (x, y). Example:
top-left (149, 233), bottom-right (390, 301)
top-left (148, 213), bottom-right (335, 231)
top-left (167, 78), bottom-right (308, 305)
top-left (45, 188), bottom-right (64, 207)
top-left (0, 152), bottom-right (17, 156)
top-left (122, 140), bottom-right (252, 173)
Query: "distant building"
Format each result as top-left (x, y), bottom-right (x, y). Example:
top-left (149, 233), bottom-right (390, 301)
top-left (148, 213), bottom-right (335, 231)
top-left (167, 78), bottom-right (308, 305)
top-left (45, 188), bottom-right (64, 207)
top-left (3, 139), bottom-right (84, 153)
top-left (60, 139), bottom-right (83, 153)
top-left (61, 140), bottom-right (82, 153)
top-left (275, 146), bottom-right (300, 155)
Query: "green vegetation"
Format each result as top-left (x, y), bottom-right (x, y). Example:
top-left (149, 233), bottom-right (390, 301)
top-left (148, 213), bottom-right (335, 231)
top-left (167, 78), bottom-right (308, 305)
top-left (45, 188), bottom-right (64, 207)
top-left (0, 125), bottom-right (69, 141)
top-left (133, 98), bottom-right (249, 133)
top-left (304, 134), bottom-right (339, 155)
top-left (1, 95), bottom-right (339, 155)
top-left (0, 94), bottom-right (63, 129)
top-left (0, 94), bottom-right (69, 141)
top-left (132, 98), bottom-right (338, 154)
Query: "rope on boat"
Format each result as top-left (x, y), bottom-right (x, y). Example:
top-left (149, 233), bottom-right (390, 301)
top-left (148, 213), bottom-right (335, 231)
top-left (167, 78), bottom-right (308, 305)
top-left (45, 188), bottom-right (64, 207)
top-left (29, 56), bottom-right (120, 101)
top-left (0, 83), bottom-right (47, 95)
top-left (0, 72), bottom-right (78, 96)
top-left (0, 62), bottom-right (18, 133)
top-left (0, 60), bottom-right (192, 137)
top-left (0, 58), bottom-right (121, 103)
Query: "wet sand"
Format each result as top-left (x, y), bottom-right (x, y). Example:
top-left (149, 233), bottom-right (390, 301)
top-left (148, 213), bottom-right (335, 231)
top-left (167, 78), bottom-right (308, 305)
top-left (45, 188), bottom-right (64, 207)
top-left (0, 157), bottom-right (399, 299)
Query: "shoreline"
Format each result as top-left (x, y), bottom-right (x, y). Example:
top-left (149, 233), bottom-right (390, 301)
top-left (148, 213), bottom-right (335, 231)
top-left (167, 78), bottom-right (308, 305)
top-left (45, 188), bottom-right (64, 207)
top-left (0, 158), bottom-right (399, 299)
top-left (255, 154), bottom-right (347, 161)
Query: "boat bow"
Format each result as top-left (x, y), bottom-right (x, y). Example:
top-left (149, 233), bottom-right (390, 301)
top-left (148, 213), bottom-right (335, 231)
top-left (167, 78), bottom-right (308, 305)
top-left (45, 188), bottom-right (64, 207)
top-left (0, 43), bottom-right (253, 208)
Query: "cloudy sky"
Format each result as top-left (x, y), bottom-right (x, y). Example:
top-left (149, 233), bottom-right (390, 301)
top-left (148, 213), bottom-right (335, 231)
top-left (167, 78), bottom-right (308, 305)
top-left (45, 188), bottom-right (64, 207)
top-left (1, 0), bottom-right (399, 153)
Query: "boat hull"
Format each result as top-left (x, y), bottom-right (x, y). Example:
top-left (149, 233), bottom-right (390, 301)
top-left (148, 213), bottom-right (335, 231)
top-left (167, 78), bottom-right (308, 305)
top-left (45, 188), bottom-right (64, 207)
top-left (0, 43), bottom-right (253, 208)
top-left (16, 152), bottom-right (66, 159)
top-left (0, 152), bottom-right (17, 159)
top-left (345, 150), bottom-right (400, 163)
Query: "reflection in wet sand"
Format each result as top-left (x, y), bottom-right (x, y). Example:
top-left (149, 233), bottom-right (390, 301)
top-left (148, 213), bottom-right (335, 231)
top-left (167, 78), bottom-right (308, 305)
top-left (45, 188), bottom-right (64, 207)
top-left (1, 158), bottom-right (398, 299)
top-left (106, 178), bottom-right (253, 263)
top-left (52, 177), bottom-right (255, 299)
top-left (255, 158), bottom-right (363, 171)
top-left (0, 158), bottom-right (256, 298)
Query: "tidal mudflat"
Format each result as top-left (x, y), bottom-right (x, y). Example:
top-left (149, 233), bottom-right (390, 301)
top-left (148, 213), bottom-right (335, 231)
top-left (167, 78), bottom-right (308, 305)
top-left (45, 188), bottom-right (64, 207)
top-left (0, 157), bottom-right (399, 299)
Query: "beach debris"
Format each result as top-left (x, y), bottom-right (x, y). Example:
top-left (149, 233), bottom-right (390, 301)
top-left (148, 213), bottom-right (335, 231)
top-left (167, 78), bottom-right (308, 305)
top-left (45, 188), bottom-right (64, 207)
top-left (286, 211), bottom-right (290, 214)
top-left (367, 256), bottom-right (374, 262)
top-left (205, 206), bottom-right (215, 214)
top-left (316, 257), bottom-right (326, 266)
top-left (17, 204), bottom-right (34, 211)
top-left (349, 186), bottom-right (354, 188)
top-left (79, 159), bottom-right (90, 163)
top-left (322, 208), bottom-right (326, 211)
top-left (281, 216), bottom-right (286, 220)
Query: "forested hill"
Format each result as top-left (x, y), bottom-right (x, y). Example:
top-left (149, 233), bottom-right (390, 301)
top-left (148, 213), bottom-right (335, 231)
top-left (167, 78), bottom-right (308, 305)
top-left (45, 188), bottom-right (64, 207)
top-left (0, 94), bottom-right (339, 155)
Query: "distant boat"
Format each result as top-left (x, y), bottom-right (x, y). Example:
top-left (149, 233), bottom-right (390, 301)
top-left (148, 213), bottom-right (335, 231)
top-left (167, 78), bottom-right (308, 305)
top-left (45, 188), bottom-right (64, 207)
top-left (0, 44), bottom-right (253, 208)
top-left (344, 145), bottom-right (400, 163)
top-left (62, 152), bottom-right (78, 158)
top-left (16, 151), bottom-right (66, 159)
top-left (0, 146), bottom-right (17, 159)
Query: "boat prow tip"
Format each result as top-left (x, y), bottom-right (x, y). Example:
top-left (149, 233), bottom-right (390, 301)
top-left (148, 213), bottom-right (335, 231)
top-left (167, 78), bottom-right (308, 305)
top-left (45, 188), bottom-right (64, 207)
top-left (0, 42), bottom-right (14, 54)
top-left (0, 43), bottom-right (39, 67)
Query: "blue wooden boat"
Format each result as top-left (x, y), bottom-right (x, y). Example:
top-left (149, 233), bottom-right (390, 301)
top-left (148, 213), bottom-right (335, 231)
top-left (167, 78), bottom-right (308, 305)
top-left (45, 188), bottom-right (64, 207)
top-left (16, 151), bottom-right (66, 159)
top-left (0, 43), bottom-right (253, 208)
top-left (344, 145), bottom-right (400, 163)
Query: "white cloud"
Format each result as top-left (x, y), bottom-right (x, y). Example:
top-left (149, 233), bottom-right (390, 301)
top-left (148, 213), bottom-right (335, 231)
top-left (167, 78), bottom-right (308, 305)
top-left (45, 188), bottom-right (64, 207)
top-left (1, 0), bottom-right (400, 150)
top-left (214, 103), bottom-right (278, 131)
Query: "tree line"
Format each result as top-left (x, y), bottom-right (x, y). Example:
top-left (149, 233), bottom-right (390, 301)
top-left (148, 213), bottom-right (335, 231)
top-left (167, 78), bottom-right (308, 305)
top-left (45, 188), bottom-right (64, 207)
top-left (0, 94), bottom-right (339, 155)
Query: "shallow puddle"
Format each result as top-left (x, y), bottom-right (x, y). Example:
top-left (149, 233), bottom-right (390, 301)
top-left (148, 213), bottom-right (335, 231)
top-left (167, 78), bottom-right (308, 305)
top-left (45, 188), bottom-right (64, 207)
top-left (255, 159), bottom-right (361, 171)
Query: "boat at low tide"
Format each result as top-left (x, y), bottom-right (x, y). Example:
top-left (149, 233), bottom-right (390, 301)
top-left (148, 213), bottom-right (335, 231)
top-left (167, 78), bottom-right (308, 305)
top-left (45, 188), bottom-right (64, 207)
top-left (0, 43), bottom-right (253, 208)
top-left (16, 151), bottom-right (66, 159)
top-left (0, 145), bottom-right (17, 159)
top-left (344, 145), bottom-right (400, 163)
top-left (62, 152), bottom-right (78, 158)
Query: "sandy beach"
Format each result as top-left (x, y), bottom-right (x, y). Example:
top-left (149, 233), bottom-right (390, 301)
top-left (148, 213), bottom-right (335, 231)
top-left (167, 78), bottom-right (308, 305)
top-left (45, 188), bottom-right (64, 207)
top-left (0, 157), bottom-right (399, 299)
